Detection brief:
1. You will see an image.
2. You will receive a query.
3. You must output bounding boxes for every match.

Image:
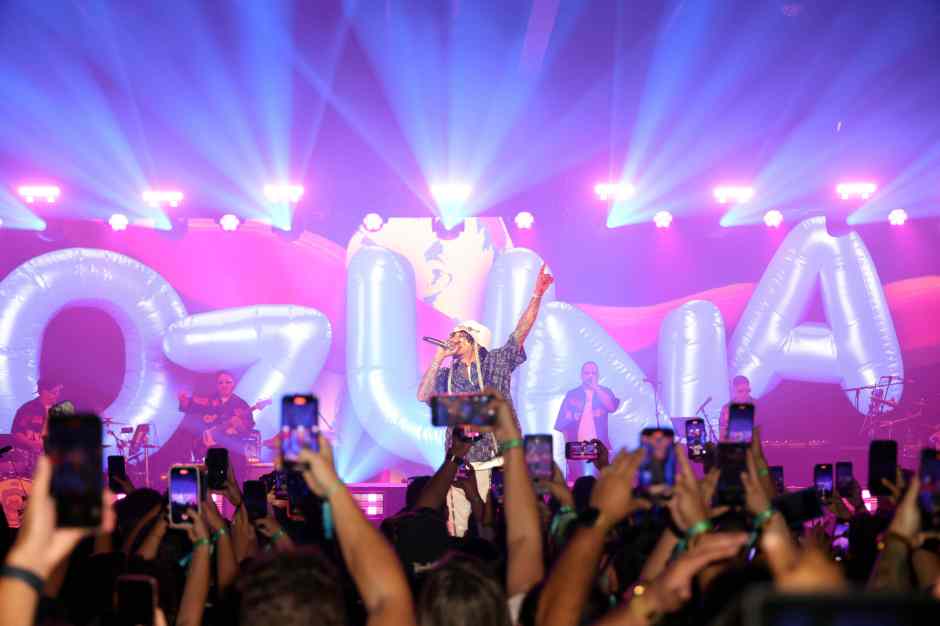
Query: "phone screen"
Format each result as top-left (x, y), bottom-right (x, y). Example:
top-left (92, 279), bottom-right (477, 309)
top-left (716, 443), bottom-right (748, 506)
top-left (638, 428), bottom-right (676, 493)
top-left (47, 414), bottom-right (103, 527)
top-left (524, 434), bottom-right (553, 480)
top-left (206, 447), bottom-right (229, 491)
top-left (565, 441), bottom-right (600, 461)
top-left (835, 461), bottom-right (853, 491)
top-left (242, 480), bottom-right (268, 521)
top-left (490, 468), bottom-right (504, 504)
top-left (430, 393), bottom-right (497, 427)
top-left (281, 394), bottom-right (319, 463)
top-left (919, 449), bottom-right (940, 530)
top-left (868, 440), bottom-right (898, 496)
top-left (814, 464), bottom-right (833, 500)
top-left (169, 465), bottom-right (200, 526)
top-left (116, 575), bottom-right (156, 626)
top-left (727, 403), bottom-right (754, 443)
top-left (685, 419), bottom-right (707, 459)
top-left (769, 466), bottom-right (785, 495)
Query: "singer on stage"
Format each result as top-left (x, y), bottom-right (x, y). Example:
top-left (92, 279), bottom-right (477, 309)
top-left (554, 361), bottom-right (620, 478)
top-left (719, 374), bottom-right (754, 439)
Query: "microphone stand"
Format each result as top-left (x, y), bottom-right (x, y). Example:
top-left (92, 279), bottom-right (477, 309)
top-left (696, 402), bottom-right (720, 444)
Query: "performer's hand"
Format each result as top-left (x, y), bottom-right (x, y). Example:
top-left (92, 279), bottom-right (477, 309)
top-left (533, 264), bottom-right (554, 297)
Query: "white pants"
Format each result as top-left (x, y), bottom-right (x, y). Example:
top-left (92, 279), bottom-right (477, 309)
top-left (446, 457), bottom-right (502, 537)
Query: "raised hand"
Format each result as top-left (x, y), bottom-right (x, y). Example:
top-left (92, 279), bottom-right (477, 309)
top-left (589, 448), bottom-right (645, 528)
top-left (533, 264), bottom-right (554, 297)
top-left (298, 435), bottom-right (342, 498)
top-left (667, 446), bottom-right (710, 533)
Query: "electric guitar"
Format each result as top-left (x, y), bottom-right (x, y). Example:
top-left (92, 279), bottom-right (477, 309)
top-left (202, 398), bottom-right (272, 447)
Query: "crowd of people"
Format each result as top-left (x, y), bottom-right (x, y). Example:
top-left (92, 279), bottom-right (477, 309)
top-left (1, 391), bottom-right (939, 626)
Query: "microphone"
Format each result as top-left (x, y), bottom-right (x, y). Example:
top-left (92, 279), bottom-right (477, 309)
top-left (695, 396), bottom-right (712, 415)
top-left (0, 445), bottom-right (12, 456)
top-left (422, 336), bottom-right (449, 349)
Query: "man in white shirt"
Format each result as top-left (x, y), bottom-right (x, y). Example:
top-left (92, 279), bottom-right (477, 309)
top-left (554, 362), bottom-right (620, 478)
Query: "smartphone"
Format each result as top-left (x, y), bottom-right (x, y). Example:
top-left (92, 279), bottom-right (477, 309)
top-left (490, 468), bottom-right (504, 504)
top-left (168, 465), bottom-right (201, 527)
top-left (115, 575), bottom-right (157, 626)
top-left (565, 440), bottom-right (600, 461)
top-left (638, 428), bottom-right (677, 494)
top-left (430, 392), bottom-right (497, 427)
top-left (868, 440), bottom-right (898, 496)
top-left (727, 403), bottom-right (754, 443)
top-left (205, 447), bottom-right (229, 491)
top-left (47, 413), bottom-right (103, 527)
top-left (524, 434), bottom-right (554, 480)
top-left (772, 487), bottom-right (824, 526)
top-left (814, 464), bottom-right (833, 501)
top-left (742, 589), bottom-right (938, 626)
top-left (272, 469), bottom-right (289, 501)
top-left (281, 394), bottom-right (319, 465)
top-left (768, 466), bottom-right (785, 495)
top-left (685, 418), bottom-right (707, 460)
top-left (108, 455), bottom-right (127, 493)
top-left (835, 461), bottom-right (853, 492)
top-left (919, 449), bottom-right (940, 531)
top-left (715, 442), bottom-right (748, 507)
top-left (286, 470), bottom-right (311, 519)
top-left (242, 480), bottom-right (268, 522)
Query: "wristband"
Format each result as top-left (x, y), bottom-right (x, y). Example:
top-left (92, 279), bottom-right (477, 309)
top-left (178, 537), bottom-right (212, 568)
top-left (757, 467), bottom-right (770, 478)
top-left (211, 526), bottom-right (228, 542)
top-left (0, 565), bottom-right (44, 596)
top-left (269, 528), bottom-right (287, 544)
top-left (498, 438), bottom-right (524, 454)
top-left (685, 519), bottom-right (713, 541)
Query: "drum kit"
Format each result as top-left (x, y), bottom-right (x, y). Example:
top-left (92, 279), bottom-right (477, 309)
top-left (845, 377), bottom-right (940, 459)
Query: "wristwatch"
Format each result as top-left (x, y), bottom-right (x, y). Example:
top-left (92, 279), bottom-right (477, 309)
top-left (576, 506), bottom-right (601, 528)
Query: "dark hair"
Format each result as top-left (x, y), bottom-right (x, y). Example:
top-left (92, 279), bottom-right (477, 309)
top-left (406, 476), bottom-right (432, 510)
top-left (417, 554), bottom-right (511, 626)
top-left (238, 548), bottom-right (346, 626)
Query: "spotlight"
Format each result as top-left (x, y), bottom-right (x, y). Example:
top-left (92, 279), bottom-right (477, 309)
top-left (594, 182), bottom-right (635, 202)
top-left (514, 211), bottom-right (535, 230)
top-left (836, 182), bottom-right (876, 201)
top-left (219, 214), bottom-right (241, 232)
top-left (263, 184), bottom-right (304, 203)
top-left (888, 209), bottom-right (908, 226)
top-left (362, 212), bottom-right (384, 232)
top-left (429, 182), bottom-right (472, 205)
top-left (763, 210), bottom-right (784, 228)
top-left (18, 185), bottom-right (60, 204)
top-left (653, 211), bottom-right (673, 229)
top-left (108, 214), bottom-right (129, 231)
top-left (713, 186), bottom-right (754, 204)
top-left (142, 189), bottom-right (184, 208)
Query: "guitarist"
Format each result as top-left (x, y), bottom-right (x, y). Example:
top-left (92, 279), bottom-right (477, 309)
top-left (10, 377), bottom-right (64, 472)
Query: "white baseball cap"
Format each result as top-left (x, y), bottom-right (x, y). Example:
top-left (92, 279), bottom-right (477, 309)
top-left (451, 320), bottom-right (492, 350)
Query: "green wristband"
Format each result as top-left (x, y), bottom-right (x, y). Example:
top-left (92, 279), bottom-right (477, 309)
top-left (269, 528), bottom-right (288, 543)
top-left (685, 519), bottom-right (713, 541)
top-left (753, 507), bottom-right (776, 529)
top-left (498, 438), bottom-right (524, 454)
top-left (193, 537), bottom-right (211, 550)
top-left (757, 467), bottom-right (770, 477)
top-left (211, 526), bottom-right (228, 542)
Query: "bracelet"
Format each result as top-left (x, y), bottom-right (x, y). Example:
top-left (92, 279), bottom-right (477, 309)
top-left (193, 537), bottom-right (211, 550)
top-left (269, 528), bottom-right (287, 543)
top-left (0, 565), bottom-right (44, 596)
top-left (498, 438), bottom-right (524, 454)
top-left (211, 526), bottom-right (228, 542)
top-left (685, 519), bottom-right (713, 541)
top-left (752, 507), bottom-right (776, 529)
top-left (757, 467), bottom-right (770, 477)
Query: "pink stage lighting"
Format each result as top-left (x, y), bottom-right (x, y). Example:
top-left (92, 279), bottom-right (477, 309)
top-left (429, 182), bottom-right (472, 205)
top-left (362, 212), bottom-right (384, 232)
top-left (888, 209), bottom-right (908, 226)
top-left (836, 182), bottom-right (876, 200)
top-left (219, 214), bottom-right (241, 232)
top-left (594, 182), bottom-right (635, 202)
top-left (142, 189), bottom-right (184, 208)
top-left (713, 186), bottom-right (754, 204)
top-left (653, 210), bottom-right (673, 229)
top-left (514, 211), bottom-right (535, 229)
top-left (108, 214), bottom-right (129, 231)
top-left (763, 210), bottom-right (784, 228)
top-left (18, 185), bottom-right (61, 204)
top-left (263, 184), bottom-right (304, 203)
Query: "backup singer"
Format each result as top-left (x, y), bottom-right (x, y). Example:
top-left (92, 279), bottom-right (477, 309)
top-left (719, 374), bottom-right (754, 439)
top-left (554, 361), bottom-right (620, 478)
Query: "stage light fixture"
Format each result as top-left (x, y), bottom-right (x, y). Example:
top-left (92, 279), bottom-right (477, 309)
top-left (713, 186), bottom-right (754, 204)
top-left (219, 214), bottom-right (241, 232)
top-left (836, 182), bottom-right (876, 200)
top-left (514, 211), bottom-right (535, 229)
top-left (142, 189), bottom-right (184, 208)
top-left (763, 210), bottom-right (784, 228)
top-left (362, 212), bottom-right (384, 232)
top-left (888, 209), bottom-right (908, 226)
top-left (263, 184), bottom-right (304, 203)
top-left (108, 214), bottom-right (129, 231)
top-left (18, 185), bottom-right (60, 204)
top-left (429, 182), bottom-right (472, 205)
top-left (653, 210), bottom-right (673, 229)
top-left (594, 182), bottom-right (635, 202)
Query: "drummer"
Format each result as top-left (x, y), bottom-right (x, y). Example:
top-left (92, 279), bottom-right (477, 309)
top-left (10, 376), bottom-right (64, 459)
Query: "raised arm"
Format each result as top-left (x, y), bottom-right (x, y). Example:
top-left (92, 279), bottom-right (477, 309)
top-left (414, 434), bottom-right (472, 510)
top-left (511, 264), bottom-right (554, 345)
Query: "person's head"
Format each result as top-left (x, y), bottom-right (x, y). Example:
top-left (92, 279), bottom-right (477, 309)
top-left (581, 362), bottom-right (599, 387)
top-left (216, 371), bottom-right (236, 398)
top-left (447, 329), bottom-right (477, 362)
top-left (731, 375), bottom-right (751, 402)
top-left (238, 548), bottom-right (346, 626)
top-left (449, 321), bottom-right (492, 363)
top-left (37, 376), bottom-right (63, 406)
top-left (417, 554), bottom-right (511, 626)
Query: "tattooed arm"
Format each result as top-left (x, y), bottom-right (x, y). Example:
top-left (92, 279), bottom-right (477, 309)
top-left (511, 264), bottom-right (554, 345)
